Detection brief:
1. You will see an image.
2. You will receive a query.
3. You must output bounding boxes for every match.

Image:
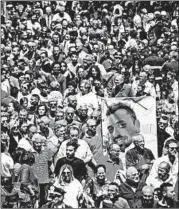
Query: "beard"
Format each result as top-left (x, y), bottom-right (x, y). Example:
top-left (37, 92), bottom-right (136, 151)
top-left (126, 179), bottom-right (139, 188)
top-left (142, 198), bottom-right (154, 208)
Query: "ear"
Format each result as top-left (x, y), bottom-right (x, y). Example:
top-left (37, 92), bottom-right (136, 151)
top-left (135, 119), bottom-right (140, 133)
top-left (162, 190), bottom-right (166, 197)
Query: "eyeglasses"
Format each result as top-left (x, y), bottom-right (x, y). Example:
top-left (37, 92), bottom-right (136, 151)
top-left (169, 147), bottom-right (178, 151)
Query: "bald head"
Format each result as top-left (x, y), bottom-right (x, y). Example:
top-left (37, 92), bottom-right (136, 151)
top-left (142, 186), bottom-right (154, 195)
top-left (158, 161), bottom-right (170, 173)
top-left (158, 161), bottom-right (170, 181)
top-left (87, 119), bottom-right (96, 127)
top-left (40, 116), bottom-right (50, 125)
top-left (126, 166), bottom-right (138, 177)
top-left (114, 74), bottom-right (124, 86)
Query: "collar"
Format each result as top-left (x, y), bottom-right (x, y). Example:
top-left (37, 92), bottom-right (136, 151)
top-left (107, 156), bottom-right (120, 164)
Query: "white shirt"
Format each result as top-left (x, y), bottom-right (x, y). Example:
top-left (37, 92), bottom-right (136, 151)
top-left (76, 92), bottom-right (99, 113)
top-left (52, 12), bottom-right (72, 23)
top-left (55, 139), bottom-right (93, 165)
top-left (1, 152), bottom-right (14, 177)
top-left (146, 174), bottom-right (176, 189)
top-left (54, 178), bottom-right (83, 208)
top-left (18, 137), bottom-right (34, 152)
top-left (172, 80), bottom-right (178, 102)
top-left (149, 154), bottom-right (178, 182)
top-left (144, 81), bottom-right (156, 97)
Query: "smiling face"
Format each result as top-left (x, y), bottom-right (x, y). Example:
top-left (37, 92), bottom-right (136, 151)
top-left (96, 167), bottom-right (106, 182)
top-left (108, 185), bottom-right (118, 200)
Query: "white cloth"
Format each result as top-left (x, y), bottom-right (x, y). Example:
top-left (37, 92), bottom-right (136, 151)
top-left (1, 152), bottom-right (14, 177)
top-left (52, 12), bottom-right (72, 23)
top-left (146, 174), bottom-right (176, 189)
top-left (149, 154), bottom-right (178, 182)
top-left (54, 178), bottom-right (83, 208)
top-left (18, 137), bottom-right (34, 152)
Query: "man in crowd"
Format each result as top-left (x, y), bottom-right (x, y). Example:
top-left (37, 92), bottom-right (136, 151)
top-left (1, 1), bottom-right (178, 208)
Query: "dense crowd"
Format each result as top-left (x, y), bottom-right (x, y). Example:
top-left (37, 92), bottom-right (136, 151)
top-left (1, 1), bottom-right (179, 208)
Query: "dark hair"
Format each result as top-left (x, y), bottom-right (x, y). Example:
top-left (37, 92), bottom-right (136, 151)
top-left (10, 87), bottom-right (19, 98)
top-left (31, 94), bottom-right (40, 102)
top-left (21, 151), bottom-right (35, 165)
top-left (9, 100), bottom-right (21, 112)
top-left (52, 61), bottom-right (61, 69)
top-left (106, 103), bottom-right (137, 122)
top-left (130, 30), bottom-right (138, 39)
top-left (20, 97), bottom-right (29, 107)
top-left (109, 182), bottom-right (120, 191)
top-left (66, 141), bottom-right (78, 151)
top-left (36, 103), bottom-right (48, 116)
top-left (160, 182), bottom-right (173, 192)
top-left (95, 164), bottom-right (106, 173)
top-left (68, 80), bottom-right (77, 89)
top-left (165, 139), bottom-right (177, 149)
top-left (11, 147), bottom-right (26, 164)
top-left (154, 187), bottom-right (162, 200)
top-left (87, 65), bottom-right (101, 81)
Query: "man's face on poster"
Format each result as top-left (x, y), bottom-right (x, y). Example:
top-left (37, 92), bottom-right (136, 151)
top-left (107, 108), bottom-right (140, 144)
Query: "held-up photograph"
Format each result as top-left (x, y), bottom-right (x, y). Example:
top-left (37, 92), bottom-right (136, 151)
top-left (1, 1), bottom-right (179, 208)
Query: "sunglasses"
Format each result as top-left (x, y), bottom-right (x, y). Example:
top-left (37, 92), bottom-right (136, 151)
top-left (169, 147), bottom-right (178, 151)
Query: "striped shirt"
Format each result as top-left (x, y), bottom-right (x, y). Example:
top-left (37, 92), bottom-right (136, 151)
top-left (32, 148), bottom-right (52, 184)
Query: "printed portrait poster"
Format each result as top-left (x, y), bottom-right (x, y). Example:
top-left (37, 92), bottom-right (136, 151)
top-left (101, 96), bottom-right (158, 162)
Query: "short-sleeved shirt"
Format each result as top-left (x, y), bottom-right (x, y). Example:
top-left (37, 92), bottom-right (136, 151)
top-left (99, 155), bottom-right (124, 182)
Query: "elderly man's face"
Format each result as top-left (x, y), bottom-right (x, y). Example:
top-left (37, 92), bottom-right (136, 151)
top-left (68, 97), bottom-right (77, 109)
top-left (142, 188), bottom-right (154, 207)
top-left (108, 108), bottom-right (139, 144)
top-left (108, 185), bottom-right (118, 200)
top-left (33, 139), bottom-right (42, 152)
top-left (109, 144), bottom-right (120, 161)
top-left (55, 126), bottom-right (66, 138)
top-left (158, 166), bottom-right (169, 180)
top-left (135, 137), bottom-right (145, 150)
top-left (128, 169), bottom-right (140, 183)
top-left (70, 129), bottom-right (79, 143)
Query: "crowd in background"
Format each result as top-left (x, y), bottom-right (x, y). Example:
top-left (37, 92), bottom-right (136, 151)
top-left (1, 1), bottom-right (179, 208)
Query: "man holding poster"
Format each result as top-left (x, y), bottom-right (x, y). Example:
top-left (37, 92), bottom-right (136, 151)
top-left (102, 96), bottom-right (158, 173)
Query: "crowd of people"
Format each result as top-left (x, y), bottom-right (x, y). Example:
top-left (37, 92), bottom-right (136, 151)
top-left (1, 1), bottom-right (179, 208)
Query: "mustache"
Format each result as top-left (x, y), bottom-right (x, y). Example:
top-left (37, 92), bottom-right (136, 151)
top-left (113, 135), bottom-right (128, 142)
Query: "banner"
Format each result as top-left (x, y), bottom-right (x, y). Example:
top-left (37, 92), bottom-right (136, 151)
top-left (102, 96), bottom-right (158, 159)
